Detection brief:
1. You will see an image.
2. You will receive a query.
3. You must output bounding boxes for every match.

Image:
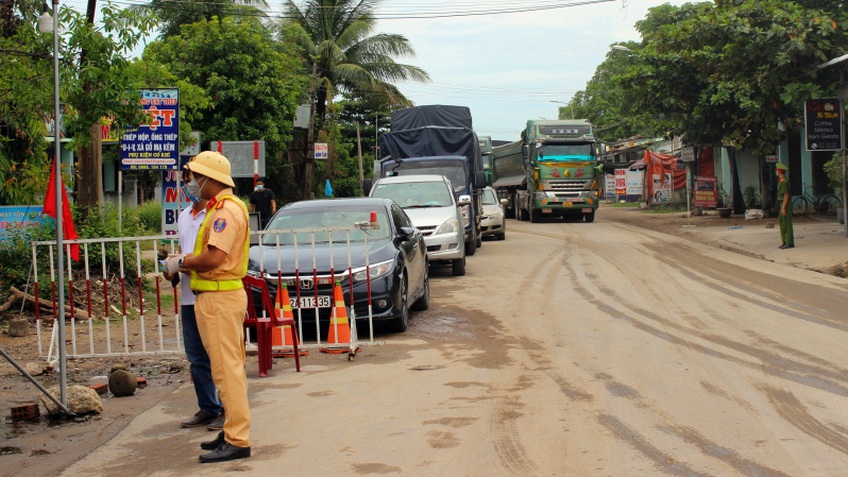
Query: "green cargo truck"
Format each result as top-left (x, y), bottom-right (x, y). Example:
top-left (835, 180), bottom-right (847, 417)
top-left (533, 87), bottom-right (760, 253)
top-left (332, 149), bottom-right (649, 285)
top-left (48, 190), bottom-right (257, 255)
top-left (492, 119), bottom-right (600, 223)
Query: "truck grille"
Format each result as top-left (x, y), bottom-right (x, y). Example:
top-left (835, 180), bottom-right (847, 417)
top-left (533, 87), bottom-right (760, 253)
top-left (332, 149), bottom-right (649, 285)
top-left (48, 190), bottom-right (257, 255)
top-left (547, 181), bottom-right (585, 192)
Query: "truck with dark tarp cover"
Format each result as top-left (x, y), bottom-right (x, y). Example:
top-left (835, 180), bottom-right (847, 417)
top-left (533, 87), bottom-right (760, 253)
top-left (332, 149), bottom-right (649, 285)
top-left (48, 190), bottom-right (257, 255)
top-left (374, 105), bottom-right (486, 256)
top-left (492, 119), bottom-right (600, 223)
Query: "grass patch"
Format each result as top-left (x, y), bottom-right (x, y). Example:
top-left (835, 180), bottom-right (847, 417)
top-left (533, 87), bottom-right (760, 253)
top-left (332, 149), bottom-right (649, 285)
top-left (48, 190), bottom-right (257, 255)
top-left (608, 201), bottom-right (641, 208)
top-left (644, 204), bottom-right (687, 214)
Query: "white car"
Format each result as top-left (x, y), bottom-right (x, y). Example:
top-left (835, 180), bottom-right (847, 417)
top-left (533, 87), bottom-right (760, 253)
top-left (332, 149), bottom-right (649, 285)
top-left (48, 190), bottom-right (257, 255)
top-left (369, 174), bottom-right (468, 276)
top-left (480, 187), bottom-right (507, 240)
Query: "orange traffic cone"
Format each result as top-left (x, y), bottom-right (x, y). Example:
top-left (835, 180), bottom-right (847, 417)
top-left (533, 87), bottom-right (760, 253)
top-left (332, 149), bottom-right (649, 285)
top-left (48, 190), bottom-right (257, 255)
top-left (272, 283), bottom-right (307, 358)
top-left (321, 281), bottom-right (350, 354)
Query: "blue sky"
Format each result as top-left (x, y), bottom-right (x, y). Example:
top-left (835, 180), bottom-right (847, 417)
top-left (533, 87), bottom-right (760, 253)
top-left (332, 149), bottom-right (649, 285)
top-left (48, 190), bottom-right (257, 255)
top-left (373, 0), bottom-right (697, 141)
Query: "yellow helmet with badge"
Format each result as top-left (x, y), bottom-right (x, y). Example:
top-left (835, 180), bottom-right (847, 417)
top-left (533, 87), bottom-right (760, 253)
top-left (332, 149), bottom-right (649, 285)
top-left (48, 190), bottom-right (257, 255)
top-left (186, 151), bottom-right (235, 187)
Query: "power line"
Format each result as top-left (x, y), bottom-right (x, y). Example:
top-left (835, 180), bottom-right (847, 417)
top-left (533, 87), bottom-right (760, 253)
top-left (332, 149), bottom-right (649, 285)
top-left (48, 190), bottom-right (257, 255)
top-left (103, 0), bottom-right (618, 20)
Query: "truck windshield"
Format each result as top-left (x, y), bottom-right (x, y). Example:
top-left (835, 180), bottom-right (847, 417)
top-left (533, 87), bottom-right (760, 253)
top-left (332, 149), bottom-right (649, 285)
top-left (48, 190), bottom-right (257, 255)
top-left (386, 160), bottom-right (467, 193)
top-left (371, 181), bottom-right (454, 208)
top-left (538, 144), bottom-right (594, 161)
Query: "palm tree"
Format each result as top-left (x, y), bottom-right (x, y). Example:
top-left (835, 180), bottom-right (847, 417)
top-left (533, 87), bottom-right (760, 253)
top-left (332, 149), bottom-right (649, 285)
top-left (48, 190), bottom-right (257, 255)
top-left (282, 0), bottom-right (430, 124)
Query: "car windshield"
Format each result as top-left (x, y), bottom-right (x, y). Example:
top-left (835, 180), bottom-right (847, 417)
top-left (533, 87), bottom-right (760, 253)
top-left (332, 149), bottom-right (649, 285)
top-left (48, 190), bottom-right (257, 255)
top-left (262, 205), bottom-right (391, 245)
top-left (384, 160), bottom-right (467, 193)
top-left (482, 189), bottom-right (498, 205)
top-left (371, 181), bottom-right (454, 208)
top-left (538, 144), bottom-right (594, 161)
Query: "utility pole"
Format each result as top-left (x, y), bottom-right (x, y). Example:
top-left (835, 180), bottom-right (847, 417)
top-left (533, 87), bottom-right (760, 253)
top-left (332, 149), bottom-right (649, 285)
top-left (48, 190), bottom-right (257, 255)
top-left (356, 121), bottom-right (363, 184)
top-left (305, 62), bottom-right (317, 199)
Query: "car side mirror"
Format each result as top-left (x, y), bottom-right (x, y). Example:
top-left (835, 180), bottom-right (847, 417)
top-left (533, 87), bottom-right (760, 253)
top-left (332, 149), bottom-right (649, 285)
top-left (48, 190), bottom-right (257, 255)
top-left (399, 226), bottom-right (417, 239)
top-left (474, 171), bottom-right (486, 188)
top-left (499, 198), bottom-right (508, 206)
top-left (457, 194), bottom-right (472, 206)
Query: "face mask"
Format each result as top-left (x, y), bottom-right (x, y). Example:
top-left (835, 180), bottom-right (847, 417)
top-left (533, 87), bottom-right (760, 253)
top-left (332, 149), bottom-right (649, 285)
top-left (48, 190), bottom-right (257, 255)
top-left (182, 185), bottom-right (201, 203)
top-left (186, 176), bottom-right (207, 200)
top-left (256, 184), bottom-right (264, 191)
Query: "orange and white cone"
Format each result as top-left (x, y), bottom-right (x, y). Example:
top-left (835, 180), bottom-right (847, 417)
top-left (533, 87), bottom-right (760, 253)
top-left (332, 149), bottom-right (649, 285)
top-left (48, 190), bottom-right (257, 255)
top-left (321, 281), bottom-right (351, 354)
top-left (272, 283), bottom-right (308, 358)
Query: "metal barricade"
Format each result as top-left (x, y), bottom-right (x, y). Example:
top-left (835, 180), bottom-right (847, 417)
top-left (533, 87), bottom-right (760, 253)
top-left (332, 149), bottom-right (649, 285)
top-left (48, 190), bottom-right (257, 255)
top-left (31, 225), bottom-right (375, 360)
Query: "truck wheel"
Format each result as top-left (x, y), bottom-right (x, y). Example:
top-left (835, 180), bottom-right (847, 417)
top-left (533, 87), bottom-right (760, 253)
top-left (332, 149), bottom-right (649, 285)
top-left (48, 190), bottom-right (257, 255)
top-left (584, 211), bottom-right (595, 223)
top-left (465, 238), bottom-right (477, 256)
top-left (452, 256), bottom-right (466, 276)
top-left (530, 209), bottom-right (540, 223)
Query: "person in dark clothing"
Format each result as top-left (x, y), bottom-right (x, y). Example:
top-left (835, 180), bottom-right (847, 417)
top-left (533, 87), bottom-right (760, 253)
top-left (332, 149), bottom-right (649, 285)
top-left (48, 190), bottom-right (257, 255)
top-left (248, 178), bottom-right (276, 229)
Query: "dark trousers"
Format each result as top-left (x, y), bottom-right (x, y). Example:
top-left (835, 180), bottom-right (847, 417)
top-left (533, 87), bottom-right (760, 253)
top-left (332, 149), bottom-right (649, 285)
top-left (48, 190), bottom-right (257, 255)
top-left (181, 304), bottom-right (223, 416)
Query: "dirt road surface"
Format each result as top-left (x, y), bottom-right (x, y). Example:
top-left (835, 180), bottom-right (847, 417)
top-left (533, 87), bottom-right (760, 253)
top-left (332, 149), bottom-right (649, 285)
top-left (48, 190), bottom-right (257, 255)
top-left (3, 207), bottom-right (848, 476)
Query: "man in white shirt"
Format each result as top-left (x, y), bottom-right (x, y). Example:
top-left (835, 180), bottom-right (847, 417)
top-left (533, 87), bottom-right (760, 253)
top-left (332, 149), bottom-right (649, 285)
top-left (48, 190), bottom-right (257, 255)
top-left (164, 169), bottom-right (224, 430)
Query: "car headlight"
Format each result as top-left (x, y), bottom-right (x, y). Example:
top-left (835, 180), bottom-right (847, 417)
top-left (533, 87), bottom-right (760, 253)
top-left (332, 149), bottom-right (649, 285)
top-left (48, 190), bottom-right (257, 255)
top-left (352, 259), bottom-right (393, 282)
top-left (434, 218), bottom-right (459, 235)
top-left (490, 211), bottom-right (503, 220)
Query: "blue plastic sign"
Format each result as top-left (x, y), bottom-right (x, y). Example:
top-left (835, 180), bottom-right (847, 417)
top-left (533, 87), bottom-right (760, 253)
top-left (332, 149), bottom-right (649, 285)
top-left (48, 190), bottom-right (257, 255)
top-left (120, 88), bottom-right (180, 170)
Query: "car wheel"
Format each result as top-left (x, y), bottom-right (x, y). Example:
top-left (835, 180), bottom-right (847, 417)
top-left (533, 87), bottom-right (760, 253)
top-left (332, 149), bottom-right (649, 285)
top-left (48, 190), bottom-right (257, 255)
top-left (496, 231), bottom-right (506, 240)
top-left (411, 273), bottom-right (430, 311)
top-left (465, 237), bottom-right (477, 256)
top-left (476, 235), bottom-right (482, 248)
top-left (584, 211), bottom-right (595, 223)
top-left (452, 255), bottom-right (466, 276)
top-left (391, 272), bottom-right (409, 332)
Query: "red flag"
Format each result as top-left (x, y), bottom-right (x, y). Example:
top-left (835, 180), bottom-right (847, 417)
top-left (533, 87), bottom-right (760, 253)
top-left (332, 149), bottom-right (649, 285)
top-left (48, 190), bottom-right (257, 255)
top-left (42, 160), bottom-right (80, 261)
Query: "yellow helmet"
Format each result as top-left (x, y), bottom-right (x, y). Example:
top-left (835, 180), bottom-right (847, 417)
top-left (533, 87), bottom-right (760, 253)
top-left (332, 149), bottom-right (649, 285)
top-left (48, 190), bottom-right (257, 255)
top-left (185, 151), bottom-right (235, 187)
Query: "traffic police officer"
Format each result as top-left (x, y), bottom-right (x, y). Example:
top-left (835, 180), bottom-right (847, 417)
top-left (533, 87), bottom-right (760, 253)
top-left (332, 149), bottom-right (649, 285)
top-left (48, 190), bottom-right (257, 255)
top-left (165, 151), bottom-right (251, 463)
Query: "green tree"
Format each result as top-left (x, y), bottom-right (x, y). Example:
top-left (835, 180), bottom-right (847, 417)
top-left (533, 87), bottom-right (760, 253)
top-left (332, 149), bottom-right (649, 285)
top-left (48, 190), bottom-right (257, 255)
top-left (624, 0), bottom-right (845, 154)
top-left (61, 1), bottom-right (157, 212)
top-left (280, 0), bottom-right (430, 197)
top-left (142, 15), bottom-right (308, 200)
top-left (0, 0), bottom-right (57, 205)
top-left (131, 0), bottom-right (268, 39)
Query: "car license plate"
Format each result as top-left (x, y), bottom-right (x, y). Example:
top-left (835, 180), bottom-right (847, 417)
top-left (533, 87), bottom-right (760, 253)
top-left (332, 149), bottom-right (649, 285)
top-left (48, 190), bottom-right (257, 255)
top-left (581, 208), bottom-right (593, 213)
top-left (562, 202), bottom-right (572, 207)
top-left (542, 208), bottom-right (552, 213)
top-left (291, 295), bottom-right (332, 309)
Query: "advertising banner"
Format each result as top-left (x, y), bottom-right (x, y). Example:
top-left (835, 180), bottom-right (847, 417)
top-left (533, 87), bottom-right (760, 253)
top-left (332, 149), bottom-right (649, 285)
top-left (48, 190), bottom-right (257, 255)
top-left (0, 206), bottom-right (47, 241)
top-left (625, 170), bottom-right (643, 196)
top-left (604, 174), bottom-right (616, 199)
top-left (120, 88), bottom-right (180, 170)
top-left (614, 169), bottom-right (626, 196)
top-left (652, 173), bottom-right (673, 203)
top-left (804, 98), bottom-right (843, 151)
top-left (161, 167), bottom-right (191, 236)
top-left (693, 176), bottom-right (717, 208)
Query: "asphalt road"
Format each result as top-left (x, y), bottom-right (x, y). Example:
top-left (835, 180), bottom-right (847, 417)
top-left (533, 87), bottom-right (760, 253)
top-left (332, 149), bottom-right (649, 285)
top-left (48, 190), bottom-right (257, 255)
top-left (58, 215), bottom-right (848, 476)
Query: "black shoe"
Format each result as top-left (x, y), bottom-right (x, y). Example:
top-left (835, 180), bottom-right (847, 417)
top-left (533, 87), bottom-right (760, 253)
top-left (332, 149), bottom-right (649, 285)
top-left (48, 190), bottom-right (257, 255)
top-left (199, 442), bottom-right (251, 463)
top-left (180, 411), bottom-right (218, 428)
top-left (207, 413), bottom-right (225, 431)
top-left (200, 431), bottom-right (225, 450)
top-left (779, 244), bottom-right (794, 249)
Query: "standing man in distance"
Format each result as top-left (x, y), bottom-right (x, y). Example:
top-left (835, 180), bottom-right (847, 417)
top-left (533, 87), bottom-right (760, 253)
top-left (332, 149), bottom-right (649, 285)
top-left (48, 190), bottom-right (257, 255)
top-left (165, 151), bottom-right (251, 463)
top-left (163, 166), bottom-right (224, 432)
top-left (249, 177), bottom-right (276, 229)
top-left (776, 162), bottom-right (794, 249)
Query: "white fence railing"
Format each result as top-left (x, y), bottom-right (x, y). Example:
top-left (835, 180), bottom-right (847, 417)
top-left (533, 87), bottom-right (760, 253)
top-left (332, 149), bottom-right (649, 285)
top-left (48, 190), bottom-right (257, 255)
top-left (30, 226), bottom-right (376, 360)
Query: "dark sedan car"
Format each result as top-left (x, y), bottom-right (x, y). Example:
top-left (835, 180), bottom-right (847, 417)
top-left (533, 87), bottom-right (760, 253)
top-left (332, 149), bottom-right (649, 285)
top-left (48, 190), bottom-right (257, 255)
top-left (247, 198), bottom-right (429, 333)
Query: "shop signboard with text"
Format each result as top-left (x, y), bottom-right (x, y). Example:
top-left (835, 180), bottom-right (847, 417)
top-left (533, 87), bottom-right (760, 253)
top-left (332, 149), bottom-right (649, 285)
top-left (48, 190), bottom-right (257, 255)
top-left (120, 88), bottom-right (180, 170)
top-left (804, 98), bottom-right (843, 151)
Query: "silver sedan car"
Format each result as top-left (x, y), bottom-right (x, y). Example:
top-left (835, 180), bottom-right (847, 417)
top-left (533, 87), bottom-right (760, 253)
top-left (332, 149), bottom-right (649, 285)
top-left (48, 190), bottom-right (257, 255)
top-left (480, 187), bottom-right (507, 240)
